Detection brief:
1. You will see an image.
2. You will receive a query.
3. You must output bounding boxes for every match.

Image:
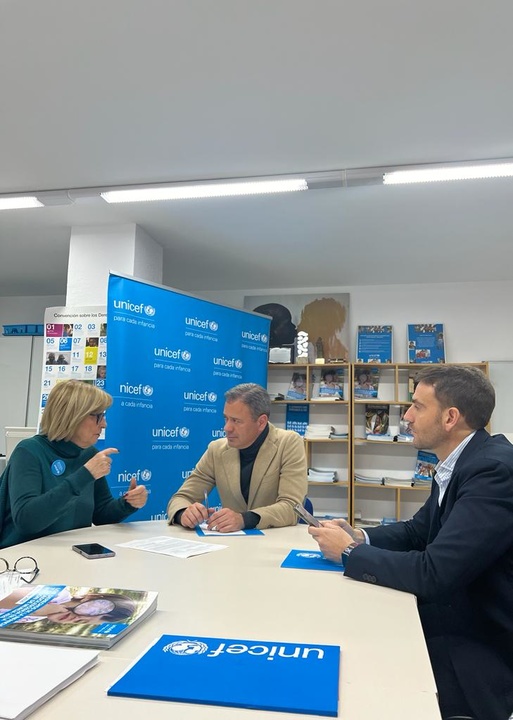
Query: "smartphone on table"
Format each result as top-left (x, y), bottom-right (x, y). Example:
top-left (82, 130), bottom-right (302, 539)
top-left (72, 543), bottom-right (116, 559)
top-left (293, 502), bottom-right (321, 527)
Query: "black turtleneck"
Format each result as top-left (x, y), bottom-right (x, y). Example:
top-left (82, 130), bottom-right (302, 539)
top-left (239, 424), bottom-right (269, 528)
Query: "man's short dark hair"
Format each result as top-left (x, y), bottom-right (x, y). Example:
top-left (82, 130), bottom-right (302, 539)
top-left (414, 365), bottom-right (495, 430)
top-left (225, 383), bottom-right (271, 420)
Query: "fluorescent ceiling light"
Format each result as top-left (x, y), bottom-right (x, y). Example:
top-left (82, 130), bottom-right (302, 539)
top-left (101, 178), bottom-right (308, 203)
top-left (383, 162), bottom-right (513, 185)
top-left (0, 196), bottom-right (43, 210)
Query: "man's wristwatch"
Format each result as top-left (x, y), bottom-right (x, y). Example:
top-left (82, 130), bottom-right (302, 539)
top-left (342, 541), bottom-right (359, 566)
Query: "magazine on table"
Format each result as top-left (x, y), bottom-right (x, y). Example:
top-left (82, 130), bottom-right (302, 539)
top-left (0, 585), bottom-right (158, 649)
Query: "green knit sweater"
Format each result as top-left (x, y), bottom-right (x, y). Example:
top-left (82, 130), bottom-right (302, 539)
top-left (0, 435), bottom-right (136, 549)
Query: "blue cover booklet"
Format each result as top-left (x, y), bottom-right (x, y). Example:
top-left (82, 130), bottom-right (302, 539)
top-left (108, 633), bottom-right (341, 716)
top-left (408, 323), bottom-right (445, 363)
top-left (281, 549), bottom-right (344, 573)
top-left (356, 325), bottom-right (393, 363)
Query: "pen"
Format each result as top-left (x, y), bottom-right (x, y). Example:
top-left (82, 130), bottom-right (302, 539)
top-left (204, 491), bottom-right (209, 512)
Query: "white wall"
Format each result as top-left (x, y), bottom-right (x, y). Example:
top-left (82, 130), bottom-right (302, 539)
top-left (0, 295), bottom-right (65, 454)
top-left (200, 279), bottom-right (513, 433)
top-left (1, 280), bottom-right (513, 456)
top-left (199, 279), bottom-right (513, 364)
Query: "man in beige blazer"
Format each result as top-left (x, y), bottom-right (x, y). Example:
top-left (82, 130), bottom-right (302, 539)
top-left (167, 383), bottom-right (307, 532)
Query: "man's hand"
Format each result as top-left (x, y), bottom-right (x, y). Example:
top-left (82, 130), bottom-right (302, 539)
top-left (84, 448), bottom-right (119, 480)
top-left (321, 518), bottom-right (365, 544)
top-left (180, 502), bottom-right (209, 529)
top-left (308, 524), bottom-right (355, 563)
top-left (207, 508), bottom-right (244, 533)
top-left (124, 476), bottom-right (148, 509)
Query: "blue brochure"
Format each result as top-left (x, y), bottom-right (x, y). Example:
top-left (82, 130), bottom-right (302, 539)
top-left (281, 549), bottom-right (344, 573)
top-left (108, 633), bottom-right (341, 716)
top-left (195, 526), bottom-right (263, 537)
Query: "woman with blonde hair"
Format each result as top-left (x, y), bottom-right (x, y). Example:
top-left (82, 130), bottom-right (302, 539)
top-left (0, 380), bottom-right (147, 548)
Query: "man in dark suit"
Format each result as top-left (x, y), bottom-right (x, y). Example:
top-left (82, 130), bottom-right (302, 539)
top-left (309, 365), bottom-right (513, 720)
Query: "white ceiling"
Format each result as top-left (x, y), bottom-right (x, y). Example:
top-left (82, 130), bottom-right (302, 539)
top-left (1, 0), bottom-right (513, 297)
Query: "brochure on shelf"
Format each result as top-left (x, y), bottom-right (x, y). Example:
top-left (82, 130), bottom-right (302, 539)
top-left (285, 371), bottom-right (307, 400)
top-left (285, 403), bottom-right (309, 436)
top-left (107, 633), bottom-right (341, 717)
top-left (356, 325), bottom-right (393, 364)
top-left (315, 367), bottom-right (344, 399)
top-left (408, 323), bottom-right (445, 363)
top-left (413, 450), bottom-right (438, 482)
top-left (354, 365), bottom-right (379, 398)
top-left (365, 404), bottom-right (390, 438)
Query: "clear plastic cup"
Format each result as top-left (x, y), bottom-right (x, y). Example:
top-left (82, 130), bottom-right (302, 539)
top-left (0, 570), bottom-right (23, 599)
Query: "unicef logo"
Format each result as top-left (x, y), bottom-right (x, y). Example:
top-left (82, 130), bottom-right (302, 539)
top-left (142, 385), bottom-right (154, 397)
top-left (208, 321), bottom-right (218, 332)
top-left (297, 552), bottom-right (321, 559)
top-left (261, 333), bottom-right (268, 343)
top-left (181, 350), bottom-right (191, 361)
top-left (51, 459), bottom-right (66, 476)
top-left (144, 305), bottom-right (156, 317)
top-left (179, 427), bottom-right (190, 438)
top-left (207, 392), bottom-right (217, 402)
top-left (163, 640), bottom-right (208, 656)
top-left (235, 359), bottom-right (243, 369)
top-left (141, 469), bottom-right (152, 482)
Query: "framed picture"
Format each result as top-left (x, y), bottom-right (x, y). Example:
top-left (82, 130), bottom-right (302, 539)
top-left (244, 293), bottom-right (350, 362)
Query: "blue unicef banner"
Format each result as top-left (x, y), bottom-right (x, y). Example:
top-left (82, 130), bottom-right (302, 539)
top-left (105, 274), bottom-right (270, 521)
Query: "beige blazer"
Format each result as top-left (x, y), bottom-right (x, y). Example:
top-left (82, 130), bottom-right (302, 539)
top-left (167, 423), bottom-right (307, 529)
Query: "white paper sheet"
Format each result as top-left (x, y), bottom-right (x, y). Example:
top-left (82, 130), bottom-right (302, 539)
top-left (116, 535), bottom-right (227, 558)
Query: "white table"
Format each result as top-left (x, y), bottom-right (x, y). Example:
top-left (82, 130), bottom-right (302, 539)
top-left (3, 521), bottom-right (440, 719)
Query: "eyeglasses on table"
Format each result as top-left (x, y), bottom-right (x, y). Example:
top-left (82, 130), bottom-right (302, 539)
top-left (0, 556), bottom-right (40, 584)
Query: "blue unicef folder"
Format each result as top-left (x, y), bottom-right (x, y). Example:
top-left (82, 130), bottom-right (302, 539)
top-left (281, 549), bottom-right (344, 573)
top-left (108, 633), bottom-right (341, 716)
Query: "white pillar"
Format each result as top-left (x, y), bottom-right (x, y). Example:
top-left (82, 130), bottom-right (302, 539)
top-left (66, 224), bottom-right (163, 306)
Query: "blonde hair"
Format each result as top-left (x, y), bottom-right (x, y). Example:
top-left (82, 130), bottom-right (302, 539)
top-left (40, 380), bottom-right (112, 441)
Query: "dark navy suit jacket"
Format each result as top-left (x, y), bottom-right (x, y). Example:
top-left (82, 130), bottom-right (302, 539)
top-left (345, 430), bottom-right (513, 719)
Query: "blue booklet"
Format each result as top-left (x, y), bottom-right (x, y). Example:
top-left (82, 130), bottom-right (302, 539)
top-left (281, 549), bottom-right (344, 573)
top-left (356, 325), bottom-right (393, 363)
top-left (285, 403), bottom-right (309, 436)
top-left (107, 633), bottom-right (341, 716)
top-left (195, 526), bottom-right (263, 537)
top-left (408, 323), bottom-right (445, 363)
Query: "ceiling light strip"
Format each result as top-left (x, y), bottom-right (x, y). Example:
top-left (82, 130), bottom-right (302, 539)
top-left (101, 178), bottom-right (308, 203)
top-left (383, 162), bottom-right (513, 185)
top-left (0, 197), bottom-right (43, 210)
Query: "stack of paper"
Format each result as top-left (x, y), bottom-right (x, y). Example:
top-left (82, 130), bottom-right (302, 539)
top-left (383, 476), bottom-right (414, 487)
top-left (354, 473), bottom-right (384, 485)
top-left (308, 467), bottom-right (338, 482)
top-left (0, 642), bottom-right (98, 720)
top-left (304, 424), bottom-right (333, 439)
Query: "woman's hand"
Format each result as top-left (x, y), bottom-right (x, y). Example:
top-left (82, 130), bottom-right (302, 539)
top-left (84, 448), bottom-right (119, 479)
top-left (124, 477), bottom-right (148, 509)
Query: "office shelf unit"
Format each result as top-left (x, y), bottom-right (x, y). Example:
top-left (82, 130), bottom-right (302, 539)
top-left (350, 362), bottom-right (489, 525)
top-left (267, 363), bottom-right (350, 519)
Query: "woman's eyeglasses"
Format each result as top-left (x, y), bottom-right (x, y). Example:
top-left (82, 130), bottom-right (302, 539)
top-left (89, 412), bottom-right (106, 424)
top-left (0, 556), bottom-right (40, 584)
